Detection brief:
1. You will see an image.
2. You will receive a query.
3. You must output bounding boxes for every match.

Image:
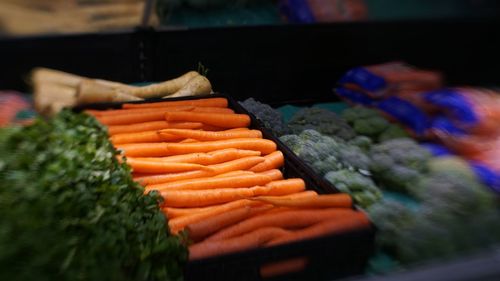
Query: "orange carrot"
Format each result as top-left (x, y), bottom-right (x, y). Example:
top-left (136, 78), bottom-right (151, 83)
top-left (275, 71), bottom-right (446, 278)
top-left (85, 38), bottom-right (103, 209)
top-left (179, 138), bottom-right (198, 143)
top-left (133, 148), bottom-right (261, 165)
top-left (260, 257), bottom-right (308, 278)
top-left (97, 106), bottom-right (196, 126)
top-left (116, 143), bottom-right (169, 157)
top-left (160, 128), bottom-right (262, 141)
top-left (214, 170), bottom-right (255, 178)
top-left (134, 156), bottom-right (265, 185)
top-left (199, 124), bottom-right (227, 131)
top-left (251, 179), bottom-right (306, 196)
top-left (266, 212), bottom-right (371, 246)
top-left (186, 206), bottom-right (252, 242)
top-left (161, 188), bottom-right (255, 208)
top-left (110, 130), bottom-right (182, 145)
top-left (85, 105), bottom-right (195, 117)
top-left (192, 107), bottom-right (234, 114)
top-left (164, 112), bottom-right (250, 128)
top-left (93, 106), bottom-right (233, 117)
top-left (122, 97), bottom-right (228, 109)
top-left (162, 198), bottom-right (264, 219)
top-left (125, 158), bottom-right (212, 174)
top-left (146, 173), bottom-right (273, 192)
top-left (189, 227), bottom-right (290, 260)
top-left (249, 151), bottom-right (284, 172)
top-left (165, 138), bottom-right (276, 155)
top-left (107, 121), bottom-right (203, 135)
top-left (252, 193), bottom-right (352, 209)
top-left (258, 169), bottom-right (283, 181)
top-left (206, 208), bottom-right (357, 242)
top-left (168, 199), bottom-right (254, 234)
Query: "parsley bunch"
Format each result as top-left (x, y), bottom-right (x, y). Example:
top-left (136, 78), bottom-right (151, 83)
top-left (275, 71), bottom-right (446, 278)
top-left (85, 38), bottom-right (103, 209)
top-left (0, 110), bottom-right (187, 281)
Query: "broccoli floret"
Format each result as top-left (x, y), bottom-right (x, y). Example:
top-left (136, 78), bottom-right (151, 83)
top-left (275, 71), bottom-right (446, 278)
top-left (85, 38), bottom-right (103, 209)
top-left (369, 138), bottom-right (431, 192)
top-left (239, 98), bottom-right (289, 136)
top-left (312, 155), bottom-right (343, 176)
top-left (279, 134), bottom-right (301, 152)
top-left (342, 106), bottom-right (390, 137)
top-left (337, 143), bottom-right (372, 174)
top-left (324, 169), bottom-right (382, 208)
top-left (348, 135), bottom-right (373, 151)
top-left (378, 125), bottom-right (410, 142)
top-left (287, 107), bottom-right (356, 141)
top-left (367, 199), bottom-right (415, 252)
top-left (386, 170), bottom-right (500, 264)
top-left (427, 156), bottom-right (476, 181)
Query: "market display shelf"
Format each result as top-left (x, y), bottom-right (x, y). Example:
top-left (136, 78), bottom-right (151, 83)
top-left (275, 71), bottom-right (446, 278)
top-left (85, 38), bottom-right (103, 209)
top-left (74, 93), bottom-right (375, 281)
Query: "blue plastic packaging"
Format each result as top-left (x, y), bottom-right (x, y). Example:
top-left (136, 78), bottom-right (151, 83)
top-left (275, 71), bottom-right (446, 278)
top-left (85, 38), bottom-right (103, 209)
top-left (424, 89), bottom-right (479, 126)
top-left (420, 142), bottom-right (453, 157)
top-left (335, 86), bottom-right (375, 106)
top-left (377, 97), bottom-right (429, 137)
top-left (338, 67), bottom-right (387, 92)
top-left (469, 162), bottom-right (500, 194)
top-left (278, 0), bottom-right (315, 23)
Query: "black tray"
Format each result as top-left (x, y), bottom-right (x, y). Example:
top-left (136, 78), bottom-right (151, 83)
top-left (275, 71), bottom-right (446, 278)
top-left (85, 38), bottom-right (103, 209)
top-left (74, 93), bottom-right (375, 281)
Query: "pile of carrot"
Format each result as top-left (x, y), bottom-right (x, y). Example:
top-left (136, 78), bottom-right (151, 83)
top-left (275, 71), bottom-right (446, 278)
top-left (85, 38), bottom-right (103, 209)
top-left (86, 97), bottom-right (371, 261)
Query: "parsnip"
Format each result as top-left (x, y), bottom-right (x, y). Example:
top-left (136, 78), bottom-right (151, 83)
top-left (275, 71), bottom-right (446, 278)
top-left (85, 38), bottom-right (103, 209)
top-left (166, 75), bottom-right (213, 98)
top-left (128, 71), bottom-right (200, 98)
top-left (77, 80), bottom-right (142, 104)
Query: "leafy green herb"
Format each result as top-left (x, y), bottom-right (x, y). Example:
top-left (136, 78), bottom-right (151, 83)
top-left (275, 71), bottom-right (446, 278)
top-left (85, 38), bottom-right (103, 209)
top-left (0, 110), bottom-right (187, 281)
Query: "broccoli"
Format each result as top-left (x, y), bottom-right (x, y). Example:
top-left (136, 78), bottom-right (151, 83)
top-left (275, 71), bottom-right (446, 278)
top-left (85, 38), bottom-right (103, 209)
top-left (312, 155), bottom-right (343, 176)
top-left (287, 107), bottom-right (356, 141)
top-left (336, 143), bottom-right (372, 174)
top-left (239, 98), bottom-right (289, 136)
top-left (372, 169), bottom-right (500, 264)
top-left (367, 199), bottom-right (415, 253)
top-left (348, 135), bottom-right (373, 151)
top-left (427, 156), bottom-right (476, 181)
top-left (378, 125), bottom-right (410, 142)
top-left (341, 106), bottom-right (389, 137)
top-left (369, 138), bottom-right (431, 192)
top-left (324, 169), bottom-right (382, 208)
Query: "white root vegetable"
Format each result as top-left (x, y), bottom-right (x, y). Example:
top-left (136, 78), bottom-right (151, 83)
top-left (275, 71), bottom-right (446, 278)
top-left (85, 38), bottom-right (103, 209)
top-left (77, 80), bottom-right (142, 104)
top-left (165, 75), bottom-right (213, 98)
top-left (127, 71), bottom-right (200, 98)
top-left (31, 67), bottom-right (86, 87)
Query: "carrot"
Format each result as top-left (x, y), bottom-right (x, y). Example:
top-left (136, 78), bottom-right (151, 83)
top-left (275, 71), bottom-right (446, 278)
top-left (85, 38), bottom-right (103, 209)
top-left (116, 143), bottom-right (169, 157)
top-left (266, 212), bottom-right (371, 247)
top-left (192, 107), bottom-right (235, 114)
top-left (252, 193), bottom-right (352, 209)
top-left (251, 179), bottom-right (306, 196)
top-left (249, 151), bottom-right (284, 172)
top-left (165, 138), bottom-right (276, 155)
top-left (168, 199), bottom-right (254, 234)
top-left (179, 138), bottom-right (198, 143)
top-left (84, 105), bottom-right (195, 117)
top-left (214, 170), bottom-right (255, 178)
top-left (260, 257), bottom-right (308, 278)
top-left (122, 97), bottom-right (228, 109)
top-left (134, 156), bottom-right (265, 185)
top-left (110, 130), bottom-right (182, 145)
top-left (164, 112), bottom-right (250, 128)
top-left (206, 208), bottom-right (357, 242)
top-left (161, 188), bottom-right (256, 208)
top-left (125, 158), bottom-right (212, 174)
top-left (161, 128), bottom-right (262, 141)
top-left (258, 169), bottom-right (283, 181)
top-left (133, 148), bottom-right (261, 165)
top-left (107, 121), bottom-right (203, 135)
top-left (199, 124), bottom-right (227, 131)
top-left (189, 227), bottom-right (290, 260)
top-left (92, 106), bottom-right (232, 117)
top-left (186, 206), bottom-right (252, 242)
top-left (145, 173), bottom-right (274, 192)
top-left (97, 106), bottom-right (195, 126)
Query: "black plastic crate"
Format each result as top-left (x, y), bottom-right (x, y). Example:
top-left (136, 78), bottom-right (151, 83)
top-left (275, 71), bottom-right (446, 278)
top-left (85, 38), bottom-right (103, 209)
top-left (74, 93), bottom-right (375, 281)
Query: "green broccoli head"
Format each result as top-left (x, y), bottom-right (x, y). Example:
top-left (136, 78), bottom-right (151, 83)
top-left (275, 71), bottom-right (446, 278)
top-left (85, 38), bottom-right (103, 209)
top-left (287, 107), bottom-right (356, 141)
top-left (369, 138), bottom-right (431, 192)
top-left (378, 125), bottom-right (410, 142)
top-left (341, 106), bottom-right (379, 124)
top-left (353, 116), bottom-right (390, 137)
top-left (324, 169), bottom-right (382, 208)
top-left (348, 135), bottom-right (373, 151)
top-left (311, 155), bottom-right (343, 176)
top-left (427, 156), bottom-right (476, 181)
top-left (337, 143), bottom-right (372, 174)
top-left (367, 199), bottom-right (415, 252)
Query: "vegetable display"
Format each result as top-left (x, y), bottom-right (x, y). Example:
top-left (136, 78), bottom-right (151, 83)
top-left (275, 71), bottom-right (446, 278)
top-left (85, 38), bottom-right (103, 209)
top-left (0, 111), bottom-right (186, 281)
top-left (86, 97), bottom-right (371, 261)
